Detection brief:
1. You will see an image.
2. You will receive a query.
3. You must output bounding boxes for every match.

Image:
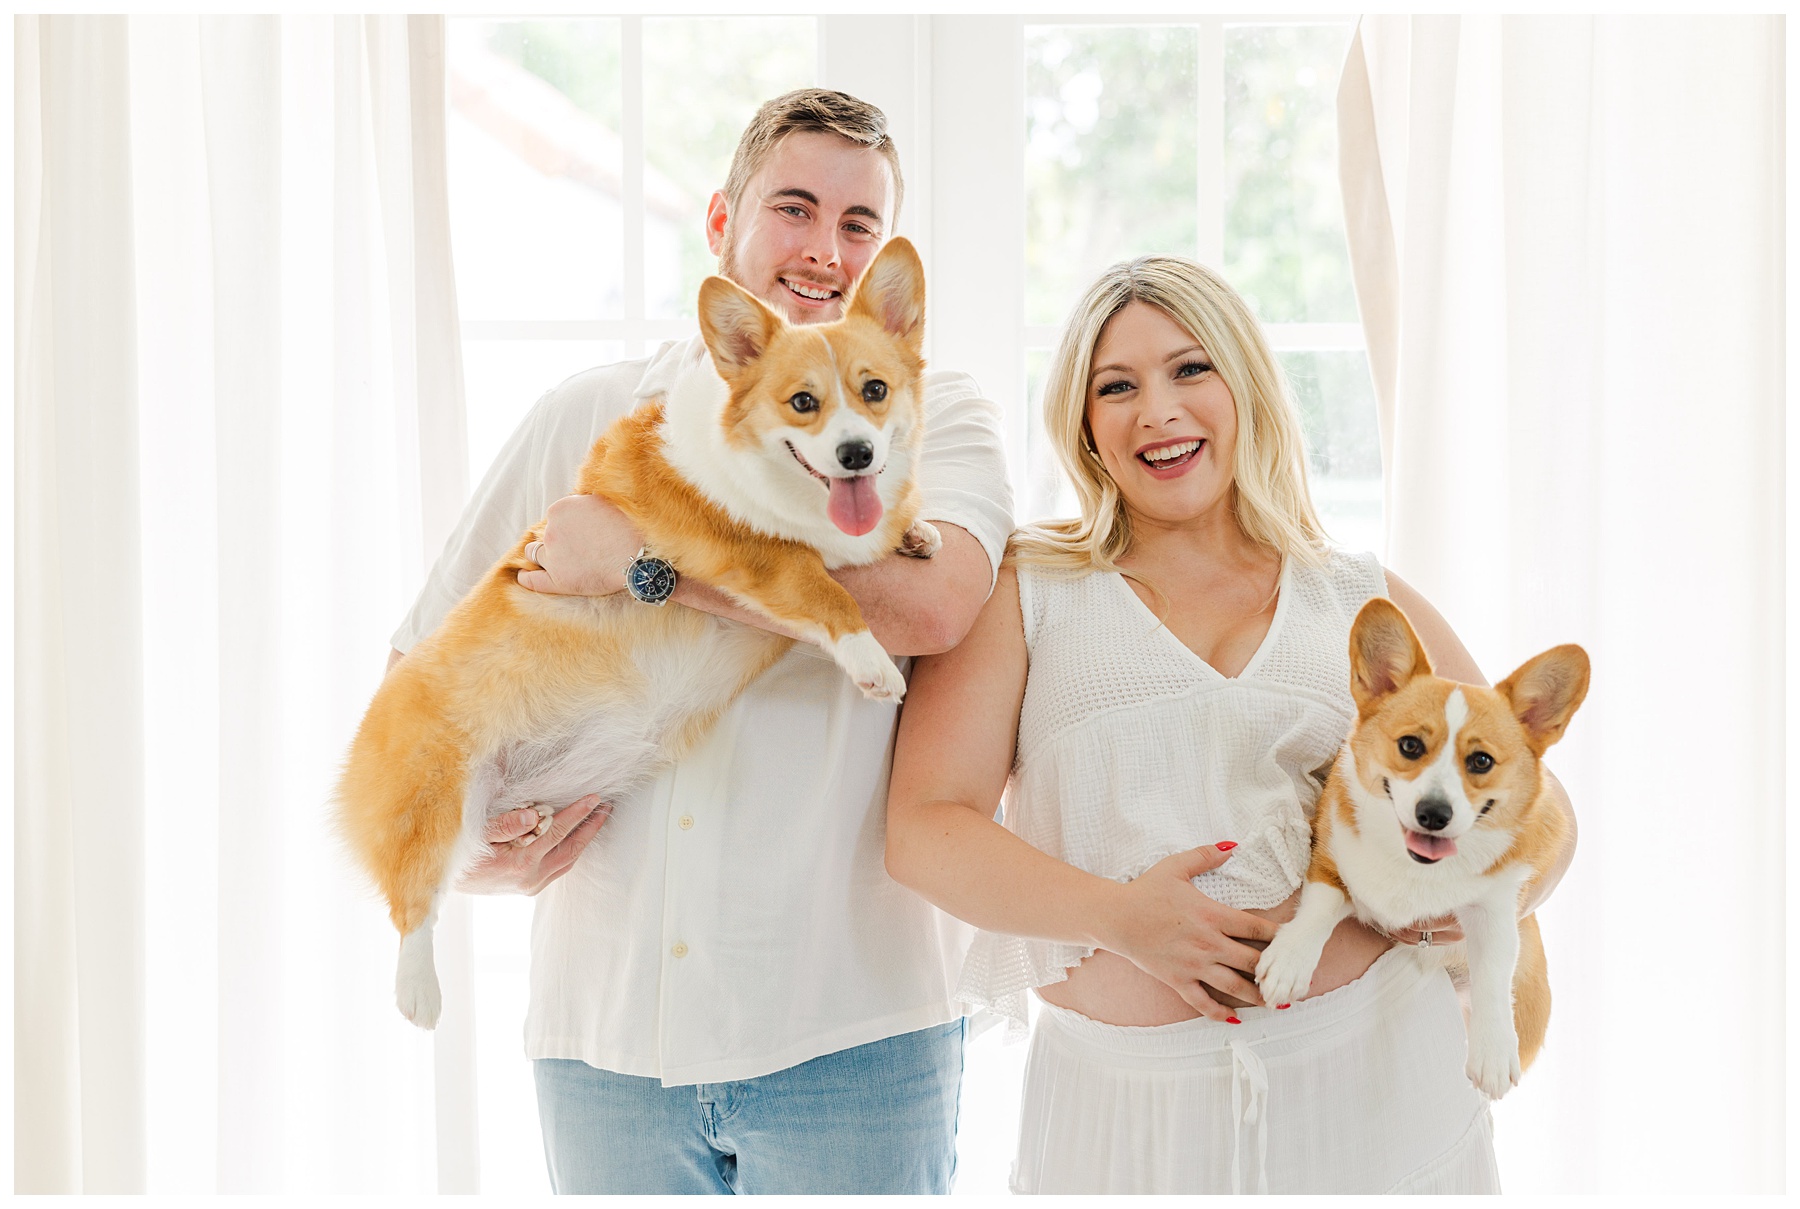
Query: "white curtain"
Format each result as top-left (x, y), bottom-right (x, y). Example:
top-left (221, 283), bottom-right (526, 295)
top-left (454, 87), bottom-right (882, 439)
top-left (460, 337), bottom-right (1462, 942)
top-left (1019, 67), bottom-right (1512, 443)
top-left (1340, 15), bottom-right (1783, 1193)
top-left (16, 15), bottom-right (480, 1193)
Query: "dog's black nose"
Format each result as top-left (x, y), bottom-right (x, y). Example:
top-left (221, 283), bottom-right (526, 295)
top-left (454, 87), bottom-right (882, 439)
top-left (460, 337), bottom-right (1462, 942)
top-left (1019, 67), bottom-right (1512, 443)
top-left (837, 439), bottom-right (874, 471)
top-left (1415, 796), bottom-right (1453, 832)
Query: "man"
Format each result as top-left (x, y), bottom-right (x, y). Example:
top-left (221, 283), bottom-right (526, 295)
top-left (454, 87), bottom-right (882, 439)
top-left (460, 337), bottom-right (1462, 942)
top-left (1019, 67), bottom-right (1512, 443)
top-left (387, 89), bottom-right (1014, 1194)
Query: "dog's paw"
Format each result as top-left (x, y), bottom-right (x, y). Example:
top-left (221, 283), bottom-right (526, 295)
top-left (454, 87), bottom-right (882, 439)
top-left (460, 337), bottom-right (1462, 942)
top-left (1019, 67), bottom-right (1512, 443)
top-left (832, 631), bottom-right (906, 701)
top-left (396, 928), bottom-right (442, 1030)
top-left (1465, 1028), bottom-right (1523, 1100)
top-left (1255, 929), bottom-right (1320, 1007)
top-left (513, 804), bottom-right (552, 847)
top-left (396, 967), bottom-right (442, 1030)
top-left (897, 520), bottom-right (942, 560)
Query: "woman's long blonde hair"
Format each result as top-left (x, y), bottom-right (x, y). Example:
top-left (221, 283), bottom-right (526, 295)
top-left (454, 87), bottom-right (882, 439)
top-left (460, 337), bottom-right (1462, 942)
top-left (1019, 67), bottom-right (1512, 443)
top-left (1009, 256), bottom-right (1328, 572)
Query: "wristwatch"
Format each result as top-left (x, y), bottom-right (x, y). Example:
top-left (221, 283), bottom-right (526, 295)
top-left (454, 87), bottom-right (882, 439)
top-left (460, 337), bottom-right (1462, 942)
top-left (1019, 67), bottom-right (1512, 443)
top-left (623, 546), bottom-right (678, 606)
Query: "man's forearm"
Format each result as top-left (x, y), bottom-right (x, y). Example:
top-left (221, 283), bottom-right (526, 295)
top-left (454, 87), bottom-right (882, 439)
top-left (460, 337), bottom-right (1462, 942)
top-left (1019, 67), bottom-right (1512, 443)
top-left (830, 523), bottom-right (993, 655)
top-left (666, 578), bottom-right (805, 640)
top-left (667, 522), bottom-right (994, 657)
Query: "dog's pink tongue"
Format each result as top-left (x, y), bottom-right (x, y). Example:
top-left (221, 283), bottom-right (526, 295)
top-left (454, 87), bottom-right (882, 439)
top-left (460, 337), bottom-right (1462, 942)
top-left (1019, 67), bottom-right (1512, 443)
top-left (1405, 831), bottom-right (1458, 861)
top-left (828, 475), bottom-right (883, 536)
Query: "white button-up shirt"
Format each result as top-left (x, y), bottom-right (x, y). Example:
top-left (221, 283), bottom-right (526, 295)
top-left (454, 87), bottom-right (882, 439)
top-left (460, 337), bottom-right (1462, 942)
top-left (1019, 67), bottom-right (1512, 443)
top-left (393, 338), bottom-right (1014, 1085)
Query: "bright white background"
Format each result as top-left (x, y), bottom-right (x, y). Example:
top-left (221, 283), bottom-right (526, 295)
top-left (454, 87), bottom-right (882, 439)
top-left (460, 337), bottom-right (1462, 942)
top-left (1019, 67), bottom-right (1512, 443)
top-left (11, 8), bottom-right (1793, 1199)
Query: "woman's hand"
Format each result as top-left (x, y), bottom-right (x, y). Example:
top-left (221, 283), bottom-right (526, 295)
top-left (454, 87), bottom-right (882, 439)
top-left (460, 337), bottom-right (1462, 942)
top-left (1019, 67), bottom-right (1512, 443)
top-left (1096, 843), bottom-right (1280, 1022)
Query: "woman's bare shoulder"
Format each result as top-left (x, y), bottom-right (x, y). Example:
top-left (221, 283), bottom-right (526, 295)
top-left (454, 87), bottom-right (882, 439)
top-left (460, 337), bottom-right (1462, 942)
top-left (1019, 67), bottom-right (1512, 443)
top-left (1382, 566), bottom-right (1486, 686)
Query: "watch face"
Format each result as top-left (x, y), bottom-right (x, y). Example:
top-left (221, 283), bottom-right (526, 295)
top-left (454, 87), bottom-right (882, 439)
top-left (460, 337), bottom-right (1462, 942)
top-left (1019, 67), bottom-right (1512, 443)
top-left (628, 556), bottom-right (677, 604)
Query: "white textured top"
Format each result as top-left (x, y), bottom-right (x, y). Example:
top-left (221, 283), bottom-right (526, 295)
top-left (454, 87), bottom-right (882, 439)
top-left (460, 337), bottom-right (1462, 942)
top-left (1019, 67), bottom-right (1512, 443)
top-left (955, 547), bottom-right (1389, 1027)
top-left (394, 337), bottom-right (1015, 1085)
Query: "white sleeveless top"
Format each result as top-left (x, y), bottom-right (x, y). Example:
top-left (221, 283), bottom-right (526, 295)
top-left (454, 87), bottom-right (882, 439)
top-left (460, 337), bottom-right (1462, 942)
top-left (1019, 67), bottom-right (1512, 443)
top-left (955, 546), bottom-right (1389, 1027)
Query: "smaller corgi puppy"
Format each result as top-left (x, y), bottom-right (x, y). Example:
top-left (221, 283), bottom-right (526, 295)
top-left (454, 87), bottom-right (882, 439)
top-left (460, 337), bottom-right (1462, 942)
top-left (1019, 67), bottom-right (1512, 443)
top-left (337, 237), bottom-right (937, 1029)
top-left (1256, 597), bottom-right (1588, 1100)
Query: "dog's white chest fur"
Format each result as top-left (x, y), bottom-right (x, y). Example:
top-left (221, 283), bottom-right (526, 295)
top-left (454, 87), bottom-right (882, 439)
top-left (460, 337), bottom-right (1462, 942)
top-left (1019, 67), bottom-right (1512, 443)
top-left (1331, 749), bottom-right (1527, 930)
top-left (656, 354), bottom-right (913, 569)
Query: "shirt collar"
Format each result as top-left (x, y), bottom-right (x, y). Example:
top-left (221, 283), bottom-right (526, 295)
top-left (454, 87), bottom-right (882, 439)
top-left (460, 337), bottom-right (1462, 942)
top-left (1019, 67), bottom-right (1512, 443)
top-left (635, 334), bottom-right (712, 401)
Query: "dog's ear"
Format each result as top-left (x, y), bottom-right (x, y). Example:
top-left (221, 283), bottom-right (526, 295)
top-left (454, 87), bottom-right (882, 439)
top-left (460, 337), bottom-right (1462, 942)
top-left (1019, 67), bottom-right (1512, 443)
top-left (699, 276), bottom-right (783, 380)
top-left (846, 237), bottom-right (925, 354)
top-left (1349, 597), bottom-right (1433, 715)
top-left (1497, 644), bottom-right (1590, 756)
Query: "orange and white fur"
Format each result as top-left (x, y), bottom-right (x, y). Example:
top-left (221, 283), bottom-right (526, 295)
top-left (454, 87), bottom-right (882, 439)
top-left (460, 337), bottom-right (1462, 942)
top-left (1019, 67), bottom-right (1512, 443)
top-left (336, 238), bottom-right (938, 1029)
top-left (1255, 597), bottom-right (1588, 1100)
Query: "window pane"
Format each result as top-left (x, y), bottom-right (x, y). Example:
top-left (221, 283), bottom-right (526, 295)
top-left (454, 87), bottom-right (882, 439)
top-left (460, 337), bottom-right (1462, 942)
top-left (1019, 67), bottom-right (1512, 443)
top-left (643, 17), bottom-right (815, 321)
top-left (1223, 23), bottom-right (1359, 323)
top-left (1281, 349), bottom-right (1383, 554)
top-left (1026, 25), bottom-right (1199, 328)
top-left (462, 339), bottom-right (625, 486)
top-left (448, 20), bottom-right (624, 321)
top-left (1022, 347), bottom-right (1081, 524)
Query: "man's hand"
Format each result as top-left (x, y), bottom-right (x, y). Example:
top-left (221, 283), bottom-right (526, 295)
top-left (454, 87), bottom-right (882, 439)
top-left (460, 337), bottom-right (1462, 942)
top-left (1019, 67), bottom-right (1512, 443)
top-left (456, 794), bottom-right (613, 895)
top-left (518, 495), bottom-right (642, 596)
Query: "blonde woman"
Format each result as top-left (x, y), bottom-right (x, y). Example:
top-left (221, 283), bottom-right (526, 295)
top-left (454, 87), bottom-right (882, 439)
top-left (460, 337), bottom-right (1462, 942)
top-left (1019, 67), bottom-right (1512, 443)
top-left (885, 256), bottom-right (1575, 1193)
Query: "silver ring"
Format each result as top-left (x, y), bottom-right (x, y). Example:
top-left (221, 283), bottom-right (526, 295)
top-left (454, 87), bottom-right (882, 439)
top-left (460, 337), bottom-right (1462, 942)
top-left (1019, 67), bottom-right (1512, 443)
top-left (1418, 930), bottom-right (1433, 949)
top-left (526, 540), bottom-right (545, 565)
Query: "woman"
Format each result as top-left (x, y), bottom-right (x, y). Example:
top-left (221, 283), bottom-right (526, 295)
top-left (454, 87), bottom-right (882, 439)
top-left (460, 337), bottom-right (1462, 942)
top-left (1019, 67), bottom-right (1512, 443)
top-left (885, 257), bottom-right (1575, 1194)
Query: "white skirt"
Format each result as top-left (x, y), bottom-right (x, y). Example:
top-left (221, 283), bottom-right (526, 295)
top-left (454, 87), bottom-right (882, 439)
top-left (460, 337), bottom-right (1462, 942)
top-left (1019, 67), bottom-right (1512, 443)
top-left (1012, 946), bottom-right (1501, 1194)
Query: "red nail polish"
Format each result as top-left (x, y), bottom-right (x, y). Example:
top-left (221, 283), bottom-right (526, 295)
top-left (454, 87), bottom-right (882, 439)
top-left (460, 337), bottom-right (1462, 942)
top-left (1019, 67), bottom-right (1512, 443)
top-left (1276, 1003), bottom-right (1291, 1010)
top-left (1216, 841), bottom-right (1238, 852)
top-left (1226, 1016), bottom-right (1242, 1024)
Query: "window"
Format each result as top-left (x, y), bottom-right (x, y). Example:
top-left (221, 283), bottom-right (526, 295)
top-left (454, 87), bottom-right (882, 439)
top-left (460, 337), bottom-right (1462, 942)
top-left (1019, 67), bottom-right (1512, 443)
top-left (449, 16), bottom-right (1378, 553)
top-left (447, 17), bottom-right (816, 485)
top-left (1020, 17), bottom-right (1379, 551)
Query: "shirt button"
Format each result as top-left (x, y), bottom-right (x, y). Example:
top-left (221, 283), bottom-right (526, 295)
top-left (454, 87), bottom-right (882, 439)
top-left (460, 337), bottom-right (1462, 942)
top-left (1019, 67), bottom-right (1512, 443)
top-left (671, 942), bottom-right (689, 958)
top-left (678, 814), bottom-right (695, 830)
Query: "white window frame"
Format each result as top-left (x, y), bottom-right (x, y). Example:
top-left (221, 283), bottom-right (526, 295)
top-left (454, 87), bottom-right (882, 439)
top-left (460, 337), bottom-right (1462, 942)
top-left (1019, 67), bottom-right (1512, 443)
top-left (823, 15), bottom-right (1367, 505)
top-left (456, 14), bottom-right (745, 358)
top-left (454, 14), bottom-right (1369, 502)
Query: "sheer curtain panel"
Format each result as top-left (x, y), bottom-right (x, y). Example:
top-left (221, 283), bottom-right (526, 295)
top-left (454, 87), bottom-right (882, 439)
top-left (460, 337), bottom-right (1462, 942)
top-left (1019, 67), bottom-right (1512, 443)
top-left (15, 16), bottom-right (146, 1193)
top-left (15, 15), bottom-right (479, 1193)
top-left (1339, 15), bottom-right (1783, 1193)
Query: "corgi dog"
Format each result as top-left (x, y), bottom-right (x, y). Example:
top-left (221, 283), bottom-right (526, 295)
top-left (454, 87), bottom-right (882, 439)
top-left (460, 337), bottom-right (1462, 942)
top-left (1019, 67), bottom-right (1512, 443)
top-left (336, 237), bottom-right (939, 1029)
top-left (1255, 596), bottom-right (1588, 1100)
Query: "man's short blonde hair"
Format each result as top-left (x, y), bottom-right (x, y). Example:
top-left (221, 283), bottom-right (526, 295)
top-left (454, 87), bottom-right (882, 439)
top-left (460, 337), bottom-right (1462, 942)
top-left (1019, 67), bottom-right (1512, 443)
top-left (723, 89), bottom-right (904, 224)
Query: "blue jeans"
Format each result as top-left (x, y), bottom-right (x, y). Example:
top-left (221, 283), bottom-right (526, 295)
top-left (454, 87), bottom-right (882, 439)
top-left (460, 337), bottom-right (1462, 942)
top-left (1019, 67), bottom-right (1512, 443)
top-left (533, 1019), bottom-right (966, 1194)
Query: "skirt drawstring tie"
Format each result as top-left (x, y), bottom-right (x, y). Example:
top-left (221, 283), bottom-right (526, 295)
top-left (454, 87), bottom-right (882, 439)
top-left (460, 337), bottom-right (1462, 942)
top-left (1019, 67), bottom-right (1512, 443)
top-left (1229, 1034), bottom-right (1271, 1194)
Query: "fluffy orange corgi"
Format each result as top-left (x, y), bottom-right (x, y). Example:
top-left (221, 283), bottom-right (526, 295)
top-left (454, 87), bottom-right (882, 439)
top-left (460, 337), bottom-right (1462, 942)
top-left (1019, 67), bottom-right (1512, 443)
top-left (337, 237), bottom-right (938, 1028)
top-left (1256, 596), bottom-right (1588, 1100)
